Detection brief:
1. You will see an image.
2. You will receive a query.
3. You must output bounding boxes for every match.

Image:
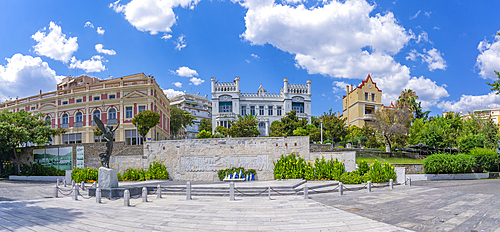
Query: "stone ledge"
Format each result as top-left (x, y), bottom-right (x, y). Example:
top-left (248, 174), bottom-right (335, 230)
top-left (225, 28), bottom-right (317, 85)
top-left (407, 173), bottom-right (490, 181)
top-left (9, 175), bottom-right (63, 182)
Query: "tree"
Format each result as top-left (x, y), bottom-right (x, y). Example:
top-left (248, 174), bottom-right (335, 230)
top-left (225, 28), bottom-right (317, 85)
top-left (319, 109), bottom-right (348, 144)
top-left (197, 130), bottom-right (212, 139)
top-left (169, 106), bottom-right (195, 139)
top-left (372, 107), bottom-right (412, 153)
top-left (360, 124), bottom-right (379, 148)
top-left (487, 70), bottom-right (500, 94)
top-left (132, 110), bottom-right (161, 142)
top-left (214, 126), bottom-right (228, 137)
top-left (199, 118), bottom-right (212, 133)
top-left (269, 111), bottom-right (308, 137)
top-left (0, 110), bottom-right (60, 174)
top-left (396, 89), bottom-right (430, 122)
top-left (227, 114), bottom-right (260, 138)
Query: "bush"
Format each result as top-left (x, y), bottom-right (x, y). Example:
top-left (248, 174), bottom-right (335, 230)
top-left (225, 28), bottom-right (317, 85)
top-left (118, 161), bottom-right (169, 181)
top-left (423, 154), bottom-right (474, 174)
top-left (217, 167), bottom-right (256, 180)
top-left (356, 160), bottom-right (370, 176)
top-left (1, 161), bottom-right (15, 178)
top-left (469, 147), bottom-right (499, 172)
top-left (273, 153), bottom-right (346, 180)
top-left (72, 167), bottom-right (98, 183)
top-left (340, 172), bottom-right (363, 184)
top-left (363, 160), bottom-right (395, 183)
top-left (273, 153), bottom-right (307, 180)
top-left (20, 163), bottom-right (65, 176)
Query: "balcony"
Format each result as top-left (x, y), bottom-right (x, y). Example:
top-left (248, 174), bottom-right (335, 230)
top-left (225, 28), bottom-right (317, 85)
top-left (61, 123), bottom-right (69, 129)
top-left (216, 112), bottom-right (236, 118)
top-left (108, 119), bottom-right (117, 125)
top-left (296, 113), bottom-right (308, 118)
top-left (363, 114), bottom-right (374, 120)
top-left (74, 121), bottom-right (83, 128)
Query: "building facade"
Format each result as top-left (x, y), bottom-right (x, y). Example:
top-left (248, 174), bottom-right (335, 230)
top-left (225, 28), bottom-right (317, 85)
top-left (341, 75), bottom-right (383, 127)
top-left (169, 93), bottom-right (212, 139)
top-left (211, 77), bottom-right (311, 136)
top-left (0, 73), bottom-right (171, 145)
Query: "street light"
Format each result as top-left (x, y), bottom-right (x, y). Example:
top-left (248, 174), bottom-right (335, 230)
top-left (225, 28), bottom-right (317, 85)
top-left (319, 118), bottom-right (323, 144)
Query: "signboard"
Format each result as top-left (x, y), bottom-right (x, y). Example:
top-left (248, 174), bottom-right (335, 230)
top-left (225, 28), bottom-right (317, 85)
top-left (33, 147), bottom-right (73, 170)
top-left (76, 146), bottom-right (84, 168)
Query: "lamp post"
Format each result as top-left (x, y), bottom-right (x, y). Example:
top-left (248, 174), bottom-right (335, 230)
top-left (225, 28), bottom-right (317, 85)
top-left (320, 119), bottom-right (323, 144)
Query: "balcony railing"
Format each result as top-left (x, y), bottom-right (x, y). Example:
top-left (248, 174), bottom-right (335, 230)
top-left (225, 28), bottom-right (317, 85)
top-left (364, 114), bottom-right (374, 119)
top-left (296, 113), bottom-right (308, 118)
top-left (108, 119), bottom-right (117, 125)
top-left (216, 112), bottom-right (236, 118)
top-left (61, 123), bottom-right (69, 129)
top-left (74, 121), bottom-right (83, 128)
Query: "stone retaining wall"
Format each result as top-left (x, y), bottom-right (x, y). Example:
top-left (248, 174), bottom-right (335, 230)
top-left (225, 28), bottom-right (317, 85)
top-left (310, 144), bottom-right (427, 159)
top-left (392, 163), bottom-right (425, 174)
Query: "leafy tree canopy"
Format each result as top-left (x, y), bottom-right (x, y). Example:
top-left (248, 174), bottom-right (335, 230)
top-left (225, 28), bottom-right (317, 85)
top-left (169, 106), bottom-right (195, 139)
top-left (199, 118), bottom-right (212, 133)
top-left (269, 110), bottom-right (308, 137)
top-left (132, 110), bottom-right (161, 141)
top-left (319, 109), bottom-right (348, 143)
top-left (227, 114), bottom-right (260, 138)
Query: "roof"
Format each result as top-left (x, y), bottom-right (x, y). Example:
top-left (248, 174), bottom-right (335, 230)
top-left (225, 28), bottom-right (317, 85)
top-left (342, 74), bottom-right (382, 99)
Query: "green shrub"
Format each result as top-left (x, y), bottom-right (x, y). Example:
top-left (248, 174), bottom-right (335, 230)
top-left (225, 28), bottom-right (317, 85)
top-left (71, 167), bottom-right (98, 183)
top-left (469, 147), bottom-right (499, 172)
top-left (423, 154), bottom-right (474, 174)
top-left (340, 172), bottom-right (363, 184)
top-left (0, 161), bottom-right (15, 178)
top-left (118, 161), bottom-right (169, 181)
top-left (363, 161), bottom-right (396, 183)
top-left (218, 167), bottom-right (256, 180)
top-left (273, 153), bottom-right (346, 180)
top-left (273, 153), bottom-right (307, 180)
top-left (356, 160), bottom-right (370, 176)
top-left (20, 163), bottom-right (65, 176)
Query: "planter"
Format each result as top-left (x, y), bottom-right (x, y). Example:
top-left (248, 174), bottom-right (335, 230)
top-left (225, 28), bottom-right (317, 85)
top-left (9, 175), bottom-right (64, 182)
top-left (407, 173), bottom-right (490, 181)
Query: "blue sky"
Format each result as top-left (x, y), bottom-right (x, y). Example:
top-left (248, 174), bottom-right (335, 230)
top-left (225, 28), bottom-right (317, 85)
top-left (1, 0), bottom-right (500, 117)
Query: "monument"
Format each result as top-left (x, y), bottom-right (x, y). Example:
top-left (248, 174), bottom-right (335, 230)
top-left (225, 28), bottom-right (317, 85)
top-left (94, 116), bottom-right (120, 188)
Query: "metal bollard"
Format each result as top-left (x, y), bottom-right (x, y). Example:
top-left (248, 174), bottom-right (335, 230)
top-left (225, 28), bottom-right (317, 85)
top-left (268, 186), bottom-right (271, 200)
top-left (73, 185), bottom-right (79, 200)
top-left (96, 188), bottom-right (101, 203)
top-left (142, 187), bottom-right (148, 202)
top-left (72, 180), bottom-right (75, 188)
top-left (124, 189), bottom-right (130, 206)
top-left (63, 178), bottom-right (67, 187)
top-left (81, 181), bottom-right (85, 191)
top-left (229, 182), bottom-right (235, 201)
top-left (157, 185), bottom-right (162, 199)
top-left (186, 182), bottom-right (192, 200)
top-left (57, 179), bottom-right (60, 186)
top-left (408, 178), bottom-right (412, 187)
top-left (339, 182), bottom-right (343, 196)
top-left (304, 185), bottom-right (308, 199)
top-left (390, 179), bottom-right (393, 189)
top-left (54, 185), bottom-right (58, 198)
top-left (367, 181), bottom-right (372, 192)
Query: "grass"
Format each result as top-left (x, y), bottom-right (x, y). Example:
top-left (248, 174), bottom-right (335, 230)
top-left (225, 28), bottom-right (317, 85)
top-left (356, 157), bottom-right (424, 164)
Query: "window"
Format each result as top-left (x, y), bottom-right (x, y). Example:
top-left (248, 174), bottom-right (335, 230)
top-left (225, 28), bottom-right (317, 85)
top-left (268, 106), bottom-right (273, 116)
top-left (45, 116), bottom-right (51, 127)
top-left (126, 129), bottom-right (143, 145)
top-left (75, 112), bottom-right (83, 128)
top-left (277, 106), bottom-right (282, 116)
top-left (292, 103), bottom-right (304, 113)
top-left (95, 132), bottom-right (114, 142)
top-left (365, 92), bottom-right (368, 101)
top-left (108, 108), bottom-right (117, 125)
top-left (62, 101), bottom-right (68, 105)
top-left (241, 106), bottom-right (246, 116)
top-left (94, 96), bottom-right (100, 101)
top-left (109, 95), bottom-right (116, 99)
top-left (138, 106), bottom-right (145, 113)
top-left (365, 109), bottom-right (373, 114)
top-left (259, 106), bottom-right (264, 116)
top-left (92, 110), bottom-right (100, 126)
top-left (371, 93), bottom-right (375, 101)
top-left (219, 102), bottom-right (232, 113)
top-left (250, 106), bottom-right (255, 115)
top-left (126, 107), bottom-right (133, 118)
top-left (62, 114), bottom-right (69, 129)
top-left (63, 133), bottom-right (82, 144)
top-left (31, 107), bottom-right (36, 111)
top-left (76, 99), bottom-right (82, 103)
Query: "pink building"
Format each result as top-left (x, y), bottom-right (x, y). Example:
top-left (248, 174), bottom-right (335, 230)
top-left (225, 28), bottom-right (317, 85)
top-left (0, 73), bottom-right (171, 145)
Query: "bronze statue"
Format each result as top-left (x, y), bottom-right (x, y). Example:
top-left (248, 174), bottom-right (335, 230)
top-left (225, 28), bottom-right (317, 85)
top-left (94, 116), bottom-right (119, 168)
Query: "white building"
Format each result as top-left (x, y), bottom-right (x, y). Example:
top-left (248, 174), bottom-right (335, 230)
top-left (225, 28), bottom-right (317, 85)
top-left (211, 77), bottom-right (311, 136)
top-left (169, 93), bottom-right (212, 139)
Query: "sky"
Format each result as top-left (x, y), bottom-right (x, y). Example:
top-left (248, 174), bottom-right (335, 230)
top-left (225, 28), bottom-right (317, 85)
top-left (1, 0), bottom-right (500, 117)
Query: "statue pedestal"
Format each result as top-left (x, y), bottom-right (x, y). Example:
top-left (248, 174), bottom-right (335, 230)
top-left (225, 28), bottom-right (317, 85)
top-left (98, 167), bottom-right (119, 188)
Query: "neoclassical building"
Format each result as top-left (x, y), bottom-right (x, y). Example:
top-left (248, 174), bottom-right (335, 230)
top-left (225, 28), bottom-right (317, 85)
top-left (211, 77), bottom-right (311, 136)
top-left (0, 73), bottom-right (171, 145)
top-left (341, 74), bottom-right (383, 127)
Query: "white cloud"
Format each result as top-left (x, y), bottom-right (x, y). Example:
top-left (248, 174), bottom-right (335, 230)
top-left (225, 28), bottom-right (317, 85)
top-left (84, 22), bottom-right (94, 28)
top-left (163, 88), bottom-right (184, 98)
top-left (162, 34), bottom-right (172, 40)
top-left (332, 81), bottom-right (349, 93)
top-left (433, 26), bottom-right (440, 30)
top-left (31, 22), bottom-right (78, 63)
top-left (422, 48), bottom-right (446, 71)
top-left (95, 44), bottom-right (116, 55)
top-left (437, 92), bottom-right (500, 114)
top-left (424, 11), bottom-right (431, 18)
top-left (110, 0), bottom-right (200, 36)
top-left (410, 10), bottom-right (421, 20)
top-left (251, 53), bottom-right (260, 59)
top-left (189, 77), bottom-right (205, 85)
top-left (172, 66), bottom-right (198, 77)
top-left (416, 31), bottom-right (429, 43)
top-left (476, 32), bottom-right (500, 79)
top-left (173, 82), bottom-right (182, 88)
top-left (97, 27), bottom-right (105, 35)
top-left (175, 35), bottom-right (187, 50)
top-left (69, 55), bottom-right (106, 73)
top-left (0, 54), bottom-right (64, 101)
top-left (406, 49), bottom-right (418, 61)
top-left (404, 76), bottom-right (449, 109)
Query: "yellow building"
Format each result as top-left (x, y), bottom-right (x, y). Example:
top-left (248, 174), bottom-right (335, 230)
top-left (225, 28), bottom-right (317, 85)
top-left (341, 74), bottom-right (385, 127)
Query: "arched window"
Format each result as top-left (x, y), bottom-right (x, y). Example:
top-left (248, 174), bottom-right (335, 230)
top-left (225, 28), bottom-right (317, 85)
top-left (108, 108), bottom-right (117, 125)
top-left (75, 112), bottom-right (83, 128)
top-left (62, 114), bottom-right (69, 129)
top-left (92, 110), bottom-right (100, 126)
top-left (45, 116), bottom-right (51, 127)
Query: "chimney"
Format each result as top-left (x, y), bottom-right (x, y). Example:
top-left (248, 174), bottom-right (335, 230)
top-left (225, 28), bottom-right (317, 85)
top-left (346, 85), bottom-right (349, 95)
top-left (351, 84), bottom-right (353, 92)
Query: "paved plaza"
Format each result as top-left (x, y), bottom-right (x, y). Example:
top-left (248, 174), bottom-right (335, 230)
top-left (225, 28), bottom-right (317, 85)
top-left (2, 179), bottom-right (500, 231)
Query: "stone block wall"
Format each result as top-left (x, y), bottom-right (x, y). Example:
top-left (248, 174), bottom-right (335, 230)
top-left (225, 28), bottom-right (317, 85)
top-left (310, 144), bottom-right (427, 160)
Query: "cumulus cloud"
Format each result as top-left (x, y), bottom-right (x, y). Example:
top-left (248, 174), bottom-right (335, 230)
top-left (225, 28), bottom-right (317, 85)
top-left (332, 81), bottom-right (349, 93)
top-left (95, 44), bottom-right (116, 55)
top-left (175, 35), bottom-right (187, 50)
top-left (97, 27), bottom-right (105, 34)
top-left (162, 34), bottom-right (172, 40)
top-left (476, 32), bottom-right (500, 79)
top-left (110, 0), bottom-right (200, 37)
top-left (422, 48), bottom-right (446, 71)
top-left (173, 82), bottom-right (182, 88)
top-left (416, 31), bottom-right (429, 44)
top-left (84, 22), bottom-right (94, 28)
top-left (172, 66), bottom-right (198, 77)
top-left (69, 55), bottom-right (106, 73)
top-left (406, 49), bottom-right (418, 61)
top-left (438, 92), bottom-right (500, 114)
top-left (0, 54), bottom-right (64, 101)
top-left (189, 77), bottom-right (204, 85)
top-left (31, 22), bottom-right (78, 63)
top-left (163, 88), bottom-right (184, 98)
top-left (404, 76), bottom-right (449, 109)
